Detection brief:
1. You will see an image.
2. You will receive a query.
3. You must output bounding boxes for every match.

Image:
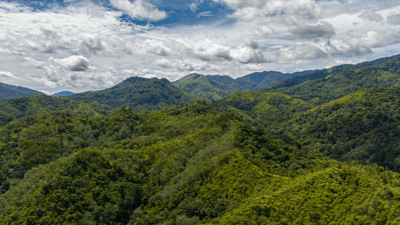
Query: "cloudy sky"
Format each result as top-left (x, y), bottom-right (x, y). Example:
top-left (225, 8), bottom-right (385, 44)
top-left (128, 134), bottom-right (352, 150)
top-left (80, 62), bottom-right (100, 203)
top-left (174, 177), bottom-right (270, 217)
top-left (0, 0), bottom-right (399, 94)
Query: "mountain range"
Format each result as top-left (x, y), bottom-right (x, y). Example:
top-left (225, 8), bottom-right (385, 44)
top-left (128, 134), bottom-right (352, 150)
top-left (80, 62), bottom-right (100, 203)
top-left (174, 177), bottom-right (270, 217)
top-left (172, 70), bottom-right (317, 100)
top-left (0, 82), bottom-right (44, 100)
top-left (2, 54), bottom-right (400, 224)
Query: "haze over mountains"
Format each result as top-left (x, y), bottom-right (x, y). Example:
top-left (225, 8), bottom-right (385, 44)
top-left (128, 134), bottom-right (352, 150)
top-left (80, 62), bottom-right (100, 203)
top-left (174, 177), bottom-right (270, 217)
top-left (2, 54), bottom-right (400, 224)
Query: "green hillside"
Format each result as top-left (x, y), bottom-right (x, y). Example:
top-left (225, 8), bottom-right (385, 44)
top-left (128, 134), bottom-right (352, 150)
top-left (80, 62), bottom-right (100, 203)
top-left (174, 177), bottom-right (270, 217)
top-left (1, 101), bottom-right (400, 224)
top-left (0, 82), bottom-right (44, 100)
top-left (173, 70), bottom-right (317, 101)
top-left (68, 76), bottom-right (201, 111)
top-left (172, 73), bottom-right (243, 100)
top-left (214, 91), bottom-right (314, 129)
top-left (0, 95), bottom-right (110, 127)
top-left (261, 54), bottom-right (400, 93)
top-left (270, 86), bottom-right (400, 172)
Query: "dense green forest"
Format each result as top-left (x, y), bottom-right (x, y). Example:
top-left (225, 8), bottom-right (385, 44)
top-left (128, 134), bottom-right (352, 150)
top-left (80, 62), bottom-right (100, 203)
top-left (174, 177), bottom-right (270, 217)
top-left (2, 54), bottom-right (400, 224)
top-left (172, 70), bottom-right (316, 100)
top-left (67, 77), bottom-right (201, 111)
top-left (0, 95), bottom-right (110, 127)
top-left (268, 86), bottom-right (400, 172)
top-left (213, 91), bottom-right (314, 129)
top-left (0, 82), bottom-right (44, 100)
top-left (260, 56), bottom-right (400, 105)
top-left (261, 54), bottom-right (400, 93)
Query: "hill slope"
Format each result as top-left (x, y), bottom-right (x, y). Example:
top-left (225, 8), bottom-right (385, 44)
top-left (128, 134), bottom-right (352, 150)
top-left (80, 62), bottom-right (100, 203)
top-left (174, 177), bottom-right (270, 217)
top-left (0, 82), bottom-right (43, 100)
top-left (0, 95), bottom-right (110, 127)
top-left (52, 91), bottom-right (74, 97)
top-left (214, 91), bottom-right (314, 129)
top-left (67, 76), bottom-right (201, 111)
top-left (261, 54), bottom-right (400, 93)
top-left (270, 86), bottom-right (400, 172)
top-left (173, 70), bottom-right (317, 100)
top-left (1, 102), bottom-right (400, 224)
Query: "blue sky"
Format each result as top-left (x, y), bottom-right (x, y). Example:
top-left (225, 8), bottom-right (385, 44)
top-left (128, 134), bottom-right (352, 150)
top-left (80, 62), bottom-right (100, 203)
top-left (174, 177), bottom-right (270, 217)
top-left (0, 0), bottom-right (400, 94)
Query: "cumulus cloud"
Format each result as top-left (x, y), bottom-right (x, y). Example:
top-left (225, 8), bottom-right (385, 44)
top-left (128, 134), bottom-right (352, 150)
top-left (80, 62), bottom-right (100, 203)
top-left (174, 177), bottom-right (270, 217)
top-left (23, 56), bottom-right (118, 89)
top-left (324, 41), bottom-right (372, 57)
top-left (0, 71), bottom-right (18, 79)
top-left (231, 42), bottom-right (267, 64)
top-left (215, 0), bottom-right (320, 23)
top-left (358, 11), bottom-right (383, 22)
top-left (143, 39), bottom-right (171, 56)
top-left (109, 0), bottom-right (167, 21)
top-left (387, 14), bottom-right (400, 25)
top-left (344, 30), bottom-right (400, 48)
top-left (50, 55), bottom-right (90, 71)
top-left (276, 44), bottom-right (328, 63)
top-left (292, 21), bottom-right (335, 41)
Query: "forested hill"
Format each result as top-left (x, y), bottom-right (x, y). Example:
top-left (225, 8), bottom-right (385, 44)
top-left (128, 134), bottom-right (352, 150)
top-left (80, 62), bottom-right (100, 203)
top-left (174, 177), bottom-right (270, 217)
top-left (0, 82), bottom-right (44, 100)
top-left (269, 86), bottom-right (400, 172)
top-left (66, 76), bottom-right (201, 111)
top-left (2, 101), bottom-right (400, 224)
top-left (261, 53), bottom-right (400, 93)
top-left (260, 54), bottom-right (400, 105)
top-left (213, 91), bottom-right (314, 129)
top-left (0, 95), bottom-right (110, 127)
top-left (172, 70), bottom-right (317, 100)
top-left (52, 91), bottom-right (75, 97)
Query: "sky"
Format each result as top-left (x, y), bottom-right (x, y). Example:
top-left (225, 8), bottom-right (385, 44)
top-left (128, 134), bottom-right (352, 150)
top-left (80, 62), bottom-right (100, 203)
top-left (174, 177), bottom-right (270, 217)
top-left (0, 0), bottom-right (400, 94)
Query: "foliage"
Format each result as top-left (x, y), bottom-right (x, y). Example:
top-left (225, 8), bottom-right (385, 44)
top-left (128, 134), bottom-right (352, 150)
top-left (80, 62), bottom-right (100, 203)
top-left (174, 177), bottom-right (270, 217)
top-left (0, 95), bottom-right (110, 127)
top-left (173, 70), bottom-right (317, 101)
top-left (271, 86), bottom-right (400, 172)
top-left (213, 91), bottom-right (314, 129)
top-left (261, 53), bottom-right (400, 93)
top-left (0, 82), bottom-right (44, 100)
top-left (67, 77), bottom-right (201, 111)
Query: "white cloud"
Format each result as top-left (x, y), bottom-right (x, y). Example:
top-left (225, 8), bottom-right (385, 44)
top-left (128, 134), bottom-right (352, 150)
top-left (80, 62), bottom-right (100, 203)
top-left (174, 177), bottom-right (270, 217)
top-left (50, 55), bottom-right (90, 71)
top-left (230, 42), bottom-right (267, 64)
top-left (387, 14), bottom-right (400, 25)
top-left (275, 44), bottom-right (328, 64)
top-left (109, 0), bottom-right (167, 21)
top-left (291, 21), bottom-right (335, 41)
top-left (23, 56), bottom-right (118, 89)
top-left (0, 71), bottom-right (18, 79)
top-left (358, 11), bottom-right (383, 22)
top-left (344, 30), bottom-right (400, 48)
top-left (198, 11), bottom-right (213, 17)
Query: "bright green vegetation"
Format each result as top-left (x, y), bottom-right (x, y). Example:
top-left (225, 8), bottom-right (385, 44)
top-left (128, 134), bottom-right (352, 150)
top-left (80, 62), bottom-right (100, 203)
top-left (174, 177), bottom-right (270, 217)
top-left (271, 86), bottom-right (400, 172)
top-left (67, 77), bottom-right (201, 111)
top-left (213, 91), bottom-right (314, 129)
top-left (209, 163), bottom-right (400, 224)
top-left (0, 95), bottom-right (110, 127)
top-left (0, 82), bottom-right (44, 100)
top-left (261, 54), bottom-right (400, 94)
top-left (172, 70), bottom-right (317, 101)
top-left (1, 99), bottom-right (400, 224)
top-left (172, 74), bottom-right (243, 100)
top-left (263, 57), bottom-right (400, 105)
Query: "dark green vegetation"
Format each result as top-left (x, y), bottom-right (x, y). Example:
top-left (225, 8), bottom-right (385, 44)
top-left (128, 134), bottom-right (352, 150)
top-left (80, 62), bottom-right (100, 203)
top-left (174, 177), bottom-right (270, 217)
top-left (0, 95), bottom-right (110, 127)
top-left (213, 91), bottom-right (314, 129)
top-left (2, 101), bottom-right (400, 224)
top-left (261, 54), bottom-right (400, 105)
top-left (67, 77), bottom-right (201, 111)
top-left (270, 86), bottom-right (400, 172)
top-left (172, 70), bottom-right (317, 100)
top-left (2, 54), bottom-right (400, 224)
top-left (52, 91), bottom-right (75, 97)
top-left (262, 54), bottom-right (400, 93)
top-left (0, 82), bottom-right (44, 100)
